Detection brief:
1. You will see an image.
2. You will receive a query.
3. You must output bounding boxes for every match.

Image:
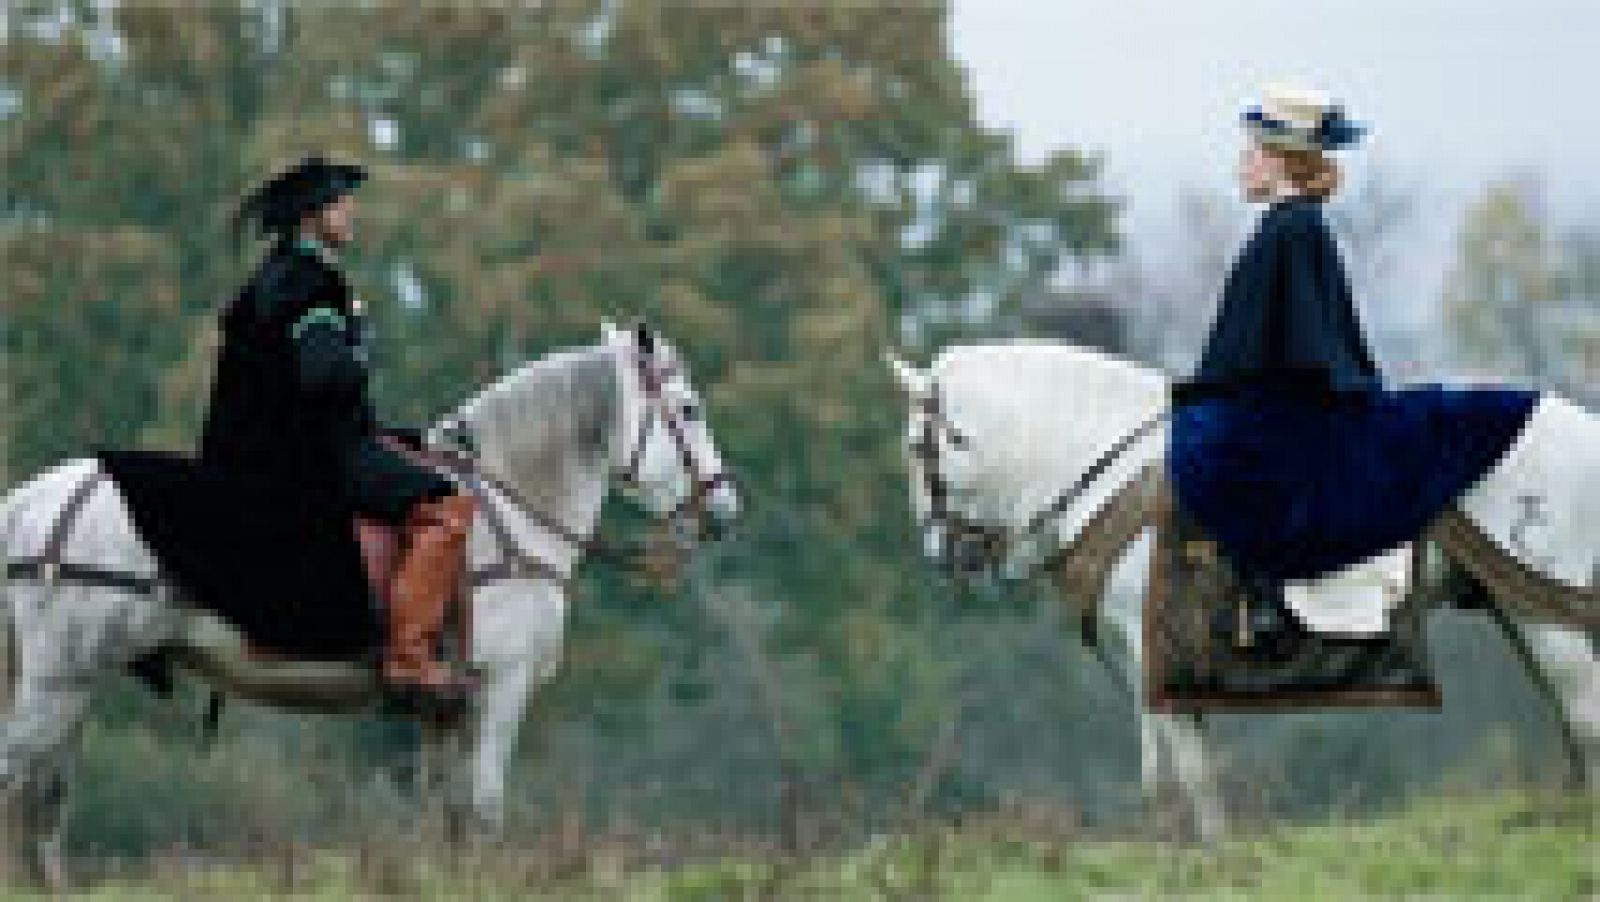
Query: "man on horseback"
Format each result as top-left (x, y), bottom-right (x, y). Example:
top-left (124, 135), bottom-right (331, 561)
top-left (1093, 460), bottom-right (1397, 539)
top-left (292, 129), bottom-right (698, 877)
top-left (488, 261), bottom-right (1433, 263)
top-left (194, 155), bottom-right (479, 702)
top-left (94, 156), bottom-right (482, 703)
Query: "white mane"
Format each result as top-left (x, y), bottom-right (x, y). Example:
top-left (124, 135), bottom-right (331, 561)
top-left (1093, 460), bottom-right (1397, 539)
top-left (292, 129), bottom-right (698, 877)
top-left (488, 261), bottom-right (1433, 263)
top-left (436, 345), bottom-right (623, 516)
top-left (930, 340), bottom-right (1168, 550)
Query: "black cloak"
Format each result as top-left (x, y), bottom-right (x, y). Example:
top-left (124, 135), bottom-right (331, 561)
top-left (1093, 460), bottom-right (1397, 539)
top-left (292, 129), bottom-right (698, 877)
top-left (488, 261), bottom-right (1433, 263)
top-left (1177, 199), bottom-right (1380, 402)
top-left (99, 237), bottom-right (451, 657)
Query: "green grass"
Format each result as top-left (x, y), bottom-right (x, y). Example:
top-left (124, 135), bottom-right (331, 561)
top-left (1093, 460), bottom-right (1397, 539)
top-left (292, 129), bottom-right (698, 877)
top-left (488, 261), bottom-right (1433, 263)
top-left (29, 790), bottom-right (1598, 900)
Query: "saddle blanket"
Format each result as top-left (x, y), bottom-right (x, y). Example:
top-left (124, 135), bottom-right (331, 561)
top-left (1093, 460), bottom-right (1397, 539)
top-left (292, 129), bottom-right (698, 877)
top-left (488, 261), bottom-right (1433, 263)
top-left (1283, 544), bottom-right (1412, 636)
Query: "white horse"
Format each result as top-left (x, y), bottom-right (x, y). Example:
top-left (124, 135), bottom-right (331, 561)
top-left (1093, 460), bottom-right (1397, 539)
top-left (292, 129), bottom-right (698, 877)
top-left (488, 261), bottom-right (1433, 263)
top-left (889, 340), bottom-right (1598, 840)
top-left (0, 321), bottom-right (739, 886)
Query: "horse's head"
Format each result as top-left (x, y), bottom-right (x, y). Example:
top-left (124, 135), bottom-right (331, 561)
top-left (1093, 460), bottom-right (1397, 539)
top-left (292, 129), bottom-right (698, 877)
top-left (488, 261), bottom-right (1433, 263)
top-left (887, 352), bottom-right (998, 577)
top-left (604, 320), bottom-right (740, 541)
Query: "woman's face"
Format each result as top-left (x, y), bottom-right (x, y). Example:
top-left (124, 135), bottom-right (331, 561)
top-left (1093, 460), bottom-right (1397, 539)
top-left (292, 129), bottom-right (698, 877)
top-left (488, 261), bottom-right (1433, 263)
top-left (1238, 143), bottom-right (1282, 202)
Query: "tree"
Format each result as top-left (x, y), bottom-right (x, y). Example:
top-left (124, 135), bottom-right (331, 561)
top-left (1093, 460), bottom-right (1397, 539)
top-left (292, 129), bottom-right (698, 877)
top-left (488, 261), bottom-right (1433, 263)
top-left (2, 0), bottom-right (1122, 834)
top-left (1442, 175), bottom-right (1596, 402)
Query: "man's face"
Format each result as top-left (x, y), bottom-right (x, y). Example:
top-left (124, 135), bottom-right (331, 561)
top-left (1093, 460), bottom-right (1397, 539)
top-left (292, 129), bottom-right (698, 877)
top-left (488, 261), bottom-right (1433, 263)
top-left (306, 193), bottom-right (356, 246)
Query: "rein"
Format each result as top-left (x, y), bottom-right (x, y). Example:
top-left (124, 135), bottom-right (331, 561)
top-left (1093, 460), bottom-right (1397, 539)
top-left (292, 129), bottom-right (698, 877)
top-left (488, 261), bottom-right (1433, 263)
top-left (914, 381), bottom-right (1166, 575)
top-left (616, 346), bottom-right (734, 528)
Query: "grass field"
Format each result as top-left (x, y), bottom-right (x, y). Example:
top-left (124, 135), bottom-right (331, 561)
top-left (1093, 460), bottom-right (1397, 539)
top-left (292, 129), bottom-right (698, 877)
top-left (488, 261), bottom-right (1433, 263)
top-left (36, 789), bottom-right (1593, 900)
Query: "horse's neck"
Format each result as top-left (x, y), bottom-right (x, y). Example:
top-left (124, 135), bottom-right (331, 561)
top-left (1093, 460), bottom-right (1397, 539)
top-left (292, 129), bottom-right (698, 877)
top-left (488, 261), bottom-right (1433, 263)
top-left (939, 344), bottom-right (1168, 526)
top-left (442, 346), bottom-right (622, 556)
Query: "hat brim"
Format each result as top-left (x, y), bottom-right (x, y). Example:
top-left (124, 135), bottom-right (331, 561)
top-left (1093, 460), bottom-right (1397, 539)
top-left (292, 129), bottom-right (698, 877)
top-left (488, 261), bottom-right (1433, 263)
top-left (245, 160), bottom-right (368, 234)
top-left (1242, 105), bottom-right (1365, 152)
top-left (301, 164), bottom-right (367, 213)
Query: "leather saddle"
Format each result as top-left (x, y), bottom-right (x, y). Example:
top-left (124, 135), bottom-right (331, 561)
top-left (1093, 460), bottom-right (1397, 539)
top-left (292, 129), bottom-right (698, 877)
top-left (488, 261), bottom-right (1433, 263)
top-left (1145, 482), bottom-right (1439, 711)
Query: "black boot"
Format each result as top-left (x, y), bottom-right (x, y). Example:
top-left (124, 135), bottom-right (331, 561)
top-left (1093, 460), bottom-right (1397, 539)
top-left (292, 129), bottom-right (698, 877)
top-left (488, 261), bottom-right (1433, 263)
top-left (1238, 574), bottom-right (1302, 663)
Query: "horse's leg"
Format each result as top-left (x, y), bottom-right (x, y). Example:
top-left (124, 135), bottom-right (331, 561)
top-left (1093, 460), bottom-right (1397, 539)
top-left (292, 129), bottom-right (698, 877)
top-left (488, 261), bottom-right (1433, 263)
top-left (461, 658), bottom-right (537, 840)
top-left (0, 667), bottom-right (91, 890)
top-left (411, 657), bottom-right (536, 846)
top-left (415, 718), bottom-right (468, 844)
top-left (3, 573), bottom-right (170, 889)
top-left (1, 574), bottom-right (82, 889)
top-left (406, 662), bottom-right (541, 849)
top-left (1485, 604), bottom-right (1599, 790)
top-left (1103, 532), bottom-right (1227, 841)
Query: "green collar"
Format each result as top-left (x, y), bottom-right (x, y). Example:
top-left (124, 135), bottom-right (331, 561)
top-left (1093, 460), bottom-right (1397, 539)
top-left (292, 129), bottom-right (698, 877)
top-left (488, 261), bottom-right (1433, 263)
top-left (294, 234), bottom-right (342, 268)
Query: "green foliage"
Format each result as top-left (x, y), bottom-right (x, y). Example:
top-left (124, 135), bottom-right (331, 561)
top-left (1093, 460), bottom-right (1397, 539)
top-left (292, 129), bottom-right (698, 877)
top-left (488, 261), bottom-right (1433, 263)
top-left (1442, 175), bottom-right (1600, 401)
top-left (3, 0), bottom-right (1118, 820)
top-left (3, 4), bottom-right (1578, 859)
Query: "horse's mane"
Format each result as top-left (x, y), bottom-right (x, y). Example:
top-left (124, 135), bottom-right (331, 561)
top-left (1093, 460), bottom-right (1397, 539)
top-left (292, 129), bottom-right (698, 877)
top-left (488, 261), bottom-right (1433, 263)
top-left (931, 339), bottom-right (1164, 390)
top-left (929, 340), bottom-right (1169, 525)
top-left (442, 344), bottom-right (622, 510)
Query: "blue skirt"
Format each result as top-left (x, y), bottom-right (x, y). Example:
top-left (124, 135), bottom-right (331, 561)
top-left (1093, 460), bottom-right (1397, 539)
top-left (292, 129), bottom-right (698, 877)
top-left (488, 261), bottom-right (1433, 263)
top-left (1168, 384), bottom-right (1538, 581)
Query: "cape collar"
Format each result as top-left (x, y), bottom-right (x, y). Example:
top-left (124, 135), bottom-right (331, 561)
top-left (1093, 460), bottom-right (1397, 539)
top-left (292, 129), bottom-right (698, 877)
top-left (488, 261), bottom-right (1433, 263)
top-left (285, 234), bottom-right (364, 314)
top-left (293, 233), bottom-right (343, 270)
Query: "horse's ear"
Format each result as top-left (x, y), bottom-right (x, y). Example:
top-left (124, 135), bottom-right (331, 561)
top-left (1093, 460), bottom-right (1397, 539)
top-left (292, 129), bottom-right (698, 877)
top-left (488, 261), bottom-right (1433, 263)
top-left (634, 321), bottom-right (655, 354)
top-left (885, 352), bottom-right (927, 395)
top-left (600, 319), bottom-right (619, 341)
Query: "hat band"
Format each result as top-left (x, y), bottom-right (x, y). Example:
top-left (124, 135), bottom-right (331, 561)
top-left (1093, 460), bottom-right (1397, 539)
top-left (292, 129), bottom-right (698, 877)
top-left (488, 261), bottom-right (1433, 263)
top-left (1243, 106), bottom-right (1364, 151)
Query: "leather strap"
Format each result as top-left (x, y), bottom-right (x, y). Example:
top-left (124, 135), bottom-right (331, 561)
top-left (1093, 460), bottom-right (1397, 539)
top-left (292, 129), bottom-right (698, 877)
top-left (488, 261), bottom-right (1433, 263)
top-left (5, 560), bottom-right (159, 593)
top-left (7, 470), bottom-right (117, 589)
top-left (467, 478), bottom-right (566, 588)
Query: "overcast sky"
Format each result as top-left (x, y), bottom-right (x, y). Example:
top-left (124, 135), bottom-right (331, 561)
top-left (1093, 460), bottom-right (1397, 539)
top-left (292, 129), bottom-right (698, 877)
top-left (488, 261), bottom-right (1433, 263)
top-left (949, 0), bottom-right (1598, 296)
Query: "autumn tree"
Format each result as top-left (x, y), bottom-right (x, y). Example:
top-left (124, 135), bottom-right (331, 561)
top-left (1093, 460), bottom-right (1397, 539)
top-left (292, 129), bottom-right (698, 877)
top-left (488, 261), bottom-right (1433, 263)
top-left (3, 0), bottom-right (1121, 830)
top-left (1442, 175), bottom-right (1598, 401)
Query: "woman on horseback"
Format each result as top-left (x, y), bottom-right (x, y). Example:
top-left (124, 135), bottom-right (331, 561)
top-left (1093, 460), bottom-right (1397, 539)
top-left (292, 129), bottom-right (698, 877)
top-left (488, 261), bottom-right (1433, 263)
top-left (1169, 85), bottom-right (1538, 637)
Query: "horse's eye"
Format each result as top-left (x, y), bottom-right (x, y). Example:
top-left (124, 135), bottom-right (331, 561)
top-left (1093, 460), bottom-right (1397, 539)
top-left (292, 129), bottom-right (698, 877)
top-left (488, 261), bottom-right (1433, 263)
top-left (680, 401), bottom-right (701, 420)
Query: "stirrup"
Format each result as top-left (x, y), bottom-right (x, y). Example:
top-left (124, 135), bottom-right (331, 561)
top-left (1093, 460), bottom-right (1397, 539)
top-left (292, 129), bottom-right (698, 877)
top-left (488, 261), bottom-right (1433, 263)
top-left (381, 675), bottom-right (477, 723)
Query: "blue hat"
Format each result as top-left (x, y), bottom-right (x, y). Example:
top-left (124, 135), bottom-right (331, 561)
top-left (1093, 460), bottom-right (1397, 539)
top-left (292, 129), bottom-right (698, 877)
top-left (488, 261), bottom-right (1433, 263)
top-left (1242, 84), bottom-right (1366, 152)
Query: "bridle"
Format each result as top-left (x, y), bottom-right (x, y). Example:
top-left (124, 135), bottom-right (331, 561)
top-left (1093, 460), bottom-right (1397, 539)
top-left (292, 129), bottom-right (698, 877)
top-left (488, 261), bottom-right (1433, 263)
top-left (434, 337), bottom-right (732, 583)
top-left (615, 344), bottom-right (735, 535)
top-left (909, 387), bottom-right (1006, 571)
top-left (911, 382), bottom-right (1165, 577)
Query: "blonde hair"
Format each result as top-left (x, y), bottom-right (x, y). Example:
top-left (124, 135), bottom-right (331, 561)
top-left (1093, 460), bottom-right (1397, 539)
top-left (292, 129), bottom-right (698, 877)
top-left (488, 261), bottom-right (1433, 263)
top-left (1266, 146), bottom-right (1341, 201)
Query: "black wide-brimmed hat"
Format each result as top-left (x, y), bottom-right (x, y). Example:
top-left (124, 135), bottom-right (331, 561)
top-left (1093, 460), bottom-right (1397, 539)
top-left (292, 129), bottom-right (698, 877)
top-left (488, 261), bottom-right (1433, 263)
top-left (235, 155), bottom-right (367, 237)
